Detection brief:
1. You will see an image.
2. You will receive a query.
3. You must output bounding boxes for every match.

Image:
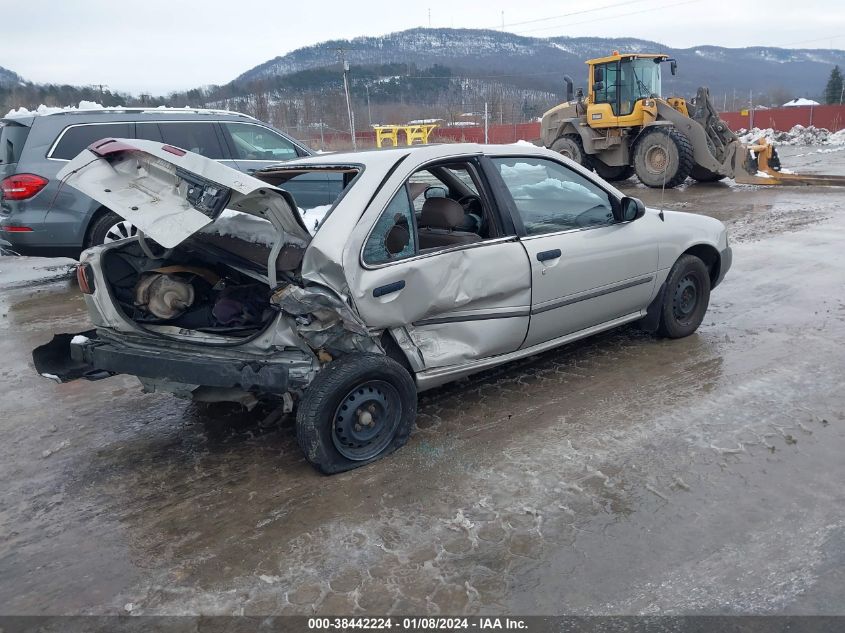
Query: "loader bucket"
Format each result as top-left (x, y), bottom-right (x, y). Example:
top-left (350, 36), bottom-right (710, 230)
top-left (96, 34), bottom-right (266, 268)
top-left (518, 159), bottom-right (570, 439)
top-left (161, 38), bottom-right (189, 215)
top-left (734, 138), bottom-right (845, 187)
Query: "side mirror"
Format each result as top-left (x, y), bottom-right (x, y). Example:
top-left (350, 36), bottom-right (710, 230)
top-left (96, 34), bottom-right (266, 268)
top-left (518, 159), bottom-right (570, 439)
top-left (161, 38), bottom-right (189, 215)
top-left (593, 67), bottom-right (604, 83)
top-left (670, 60), bottom-right (677, 76)
top-left (618, 196), bottom-right (646, 222)
top-left (424, 185), bottom-right (447, 200)
top-left (593, 82), bottom-right (605, 92)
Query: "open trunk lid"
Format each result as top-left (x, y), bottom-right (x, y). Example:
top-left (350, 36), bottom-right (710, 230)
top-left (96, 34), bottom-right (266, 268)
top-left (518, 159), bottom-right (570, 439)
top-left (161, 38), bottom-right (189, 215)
top-left (57, 138), bottom-right (312, 255)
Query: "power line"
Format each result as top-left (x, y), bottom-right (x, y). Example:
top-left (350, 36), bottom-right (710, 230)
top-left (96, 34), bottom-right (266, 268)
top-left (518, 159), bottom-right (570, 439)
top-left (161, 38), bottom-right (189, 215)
top-left (481, 0), bottom-right (644, 30)
top-left (511, 0), bottom-right (704, 35)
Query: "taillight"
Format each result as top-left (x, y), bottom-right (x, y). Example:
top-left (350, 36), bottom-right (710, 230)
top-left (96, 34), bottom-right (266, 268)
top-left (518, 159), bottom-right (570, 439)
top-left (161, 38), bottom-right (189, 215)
top-left (1, 174), bottom-right (49, 201)
top-left (77, 263), bottom-right (96, 294)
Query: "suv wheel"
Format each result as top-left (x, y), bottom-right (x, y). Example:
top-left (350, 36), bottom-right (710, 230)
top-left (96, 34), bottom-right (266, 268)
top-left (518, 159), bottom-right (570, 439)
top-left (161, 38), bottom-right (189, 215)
top-left (87, 211), bottom-right (138, 247)
top-left (657, 255), bottom-right (711, 338)
top-left (296, 353), bottom-right (417, 474)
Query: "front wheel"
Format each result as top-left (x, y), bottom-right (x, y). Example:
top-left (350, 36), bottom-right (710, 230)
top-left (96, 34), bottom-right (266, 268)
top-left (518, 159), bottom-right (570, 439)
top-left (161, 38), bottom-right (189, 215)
top-left (633, 127), bottom-right (694, 188)
top-left (657, 254), bottom-right (711, 338)
top-left (296, 354), bottom-right (417, 474)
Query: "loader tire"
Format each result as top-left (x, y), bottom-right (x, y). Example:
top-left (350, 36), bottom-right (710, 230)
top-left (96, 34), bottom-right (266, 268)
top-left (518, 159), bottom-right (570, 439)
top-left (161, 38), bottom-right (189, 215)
top-left (551, 134), bottom-right (592, 169)
top-left (633, 127), bottom-right (694, 188)
top-left (690, 165), bottom-right (727, 183)
top-left (593, 160), bottom-right (634, 182)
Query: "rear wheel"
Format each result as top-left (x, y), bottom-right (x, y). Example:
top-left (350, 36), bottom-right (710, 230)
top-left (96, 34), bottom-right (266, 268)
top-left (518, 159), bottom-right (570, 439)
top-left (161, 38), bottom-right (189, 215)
top-left (551, 134), bottom-right (592, 169)
top-left (633, 127), bottom-right (694, 188)
top-left (593, 160), bottom-right (634, 182)
top-left (690, 165), bottom-right (727, 183)
top-left (87, 211), bottom-right (138, 247)
top-left (657, 254), bottom-right (711, 338)
top-left (296, 353), bottom-right (417, 474)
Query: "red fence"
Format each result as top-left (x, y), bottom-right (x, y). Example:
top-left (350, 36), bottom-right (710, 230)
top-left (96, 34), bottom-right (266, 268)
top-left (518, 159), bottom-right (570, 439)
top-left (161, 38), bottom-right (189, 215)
top-left (720, 105), bottom-right (845, 132)
top-left (297, 104), bottom-right (845, 149)
top-left (298, 122), bottom-right (543, 149)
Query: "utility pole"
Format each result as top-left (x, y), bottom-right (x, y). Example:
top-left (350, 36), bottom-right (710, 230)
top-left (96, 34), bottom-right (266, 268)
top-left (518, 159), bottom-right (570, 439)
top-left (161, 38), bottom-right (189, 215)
top-left (365, 83), bottom-right (372, 127)
top-left (336, 48), bottom-right (357, 150)
top-left (484, 102), bottom-right (489, 144)
top-left (428, 8), bottom-right (431, 27)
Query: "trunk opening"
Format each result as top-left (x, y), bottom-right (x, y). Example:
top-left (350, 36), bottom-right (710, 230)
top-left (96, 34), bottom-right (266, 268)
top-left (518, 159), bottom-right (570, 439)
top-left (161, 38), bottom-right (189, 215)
top-left (101, 234), bottom-right (298, 340)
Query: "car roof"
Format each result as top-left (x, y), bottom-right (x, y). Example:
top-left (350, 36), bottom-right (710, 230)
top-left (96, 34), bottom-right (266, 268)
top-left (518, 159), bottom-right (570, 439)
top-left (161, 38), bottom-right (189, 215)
top-left (272, 142), bottom-right (552, 169)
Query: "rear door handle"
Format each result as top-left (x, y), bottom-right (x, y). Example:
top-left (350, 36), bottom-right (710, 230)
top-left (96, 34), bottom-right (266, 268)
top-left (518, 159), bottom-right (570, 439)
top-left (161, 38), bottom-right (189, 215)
top-left (373, 280), bottom-right (405, 297)
top-left (537, 249), bottom-right (561, 262)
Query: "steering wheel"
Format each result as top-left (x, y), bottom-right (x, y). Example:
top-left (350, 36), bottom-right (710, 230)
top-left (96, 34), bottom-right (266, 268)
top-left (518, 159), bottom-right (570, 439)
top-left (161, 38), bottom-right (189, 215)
top-left (457, 195), bottom-right (485, 234)
top-left (572, 206), bottom-right (613, 228)
top-left (457, 194), bottom-right (481, 213)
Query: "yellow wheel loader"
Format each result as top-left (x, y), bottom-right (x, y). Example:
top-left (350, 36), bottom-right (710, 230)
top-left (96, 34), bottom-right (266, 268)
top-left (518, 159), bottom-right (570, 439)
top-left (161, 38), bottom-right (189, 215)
top-left (541, 52), bottom-right (845, 188)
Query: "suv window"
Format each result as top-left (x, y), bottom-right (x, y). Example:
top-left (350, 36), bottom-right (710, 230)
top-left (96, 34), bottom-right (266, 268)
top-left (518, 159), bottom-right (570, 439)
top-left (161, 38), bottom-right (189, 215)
top-left (1, 122), bottom-right (30, 165)
top-left (136, 122), bottom-right (225, 159)
top-left (50, 123), bottom-right (132, 160)
top-left (363, 186), bottom-right (417, 265)
top-left (493, 157), bottom-right (614, 234)
top-left (221, 122), bottom-right (300, 161)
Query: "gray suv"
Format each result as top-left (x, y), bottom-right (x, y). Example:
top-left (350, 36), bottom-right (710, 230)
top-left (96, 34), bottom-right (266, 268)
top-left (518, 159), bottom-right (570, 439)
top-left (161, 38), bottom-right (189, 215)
top-left (0, 108), bottom-right (325, 257)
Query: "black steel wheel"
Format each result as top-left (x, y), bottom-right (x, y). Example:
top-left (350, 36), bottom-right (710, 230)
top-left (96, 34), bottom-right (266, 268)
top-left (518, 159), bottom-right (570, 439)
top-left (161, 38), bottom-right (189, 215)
top-left (296, 353), bottom-right (417, 474)
top-left (331, 380), bottom-right (402, 461)
top-left (657, 254), bottom-right (711, 338)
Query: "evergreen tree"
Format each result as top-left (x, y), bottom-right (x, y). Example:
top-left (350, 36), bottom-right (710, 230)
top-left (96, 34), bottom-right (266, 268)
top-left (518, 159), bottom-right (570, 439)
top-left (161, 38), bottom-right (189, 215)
top-left (825, 65), bottom-right (843, 104)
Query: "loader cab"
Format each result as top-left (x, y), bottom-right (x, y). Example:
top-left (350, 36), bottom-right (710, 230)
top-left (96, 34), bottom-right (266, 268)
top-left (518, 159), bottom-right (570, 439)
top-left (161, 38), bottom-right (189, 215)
top-left (586, 53), bottom-right (669, 129)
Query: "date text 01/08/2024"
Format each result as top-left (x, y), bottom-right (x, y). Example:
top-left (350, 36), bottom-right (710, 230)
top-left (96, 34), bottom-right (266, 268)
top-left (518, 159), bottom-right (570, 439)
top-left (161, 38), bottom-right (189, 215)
top-left (307, 617), bottom-right (529, 630)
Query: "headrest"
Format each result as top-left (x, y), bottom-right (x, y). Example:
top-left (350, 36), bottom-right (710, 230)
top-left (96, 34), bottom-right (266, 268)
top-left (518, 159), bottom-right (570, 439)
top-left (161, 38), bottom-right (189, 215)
top-left (420, 197), bottom-right (465, 229)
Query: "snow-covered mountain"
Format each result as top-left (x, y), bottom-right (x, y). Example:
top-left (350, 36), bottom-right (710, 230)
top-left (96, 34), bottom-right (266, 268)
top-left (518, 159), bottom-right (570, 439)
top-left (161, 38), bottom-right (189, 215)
top-left (235, 28), bottom-right (845, 97)
top-left (0, 66), bottom-right (25, 87)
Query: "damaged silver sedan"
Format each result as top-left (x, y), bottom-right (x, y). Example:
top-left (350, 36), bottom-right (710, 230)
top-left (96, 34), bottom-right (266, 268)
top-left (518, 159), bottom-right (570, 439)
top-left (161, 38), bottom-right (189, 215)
top-left (34, 138), bottom-right (731, 473)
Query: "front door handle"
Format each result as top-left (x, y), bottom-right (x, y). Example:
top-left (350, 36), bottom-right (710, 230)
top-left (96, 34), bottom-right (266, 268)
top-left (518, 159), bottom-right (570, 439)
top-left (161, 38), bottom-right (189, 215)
top-left (537, 249), bottom-right (561, 262)
top-left (373, 280), bottom-right (405, 297)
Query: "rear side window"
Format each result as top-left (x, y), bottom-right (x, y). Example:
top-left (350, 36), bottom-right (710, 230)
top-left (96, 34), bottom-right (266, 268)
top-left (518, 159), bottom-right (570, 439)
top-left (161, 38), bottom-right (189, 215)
top-left (50, 123), bottom-right (132, 160)
top-left (0, 122), bottom-right (30, 165)
top-left (137, 122), bottom-right (225, 159)
top-left (221, 122), bottom-right (300, 161)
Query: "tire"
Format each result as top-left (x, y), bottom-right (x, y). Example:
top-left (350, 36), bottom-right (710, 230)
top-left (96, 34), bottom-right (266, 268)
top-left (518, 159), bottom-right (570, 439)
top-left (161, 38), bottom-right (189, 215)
top-left (633, 127), bottom-right (694, 188)
top-left (296, 353), bottom-right (417, 474)
top-left (657, 254), bottom-right (711, 338)
top-left (86, 211), bottom-right (138, 248)
top-left (593, 160), bottom-right (634, 182)
top-left (690, 165), bottom-right (727, 183)
top-left (551, 134), bottom-right (592, 169)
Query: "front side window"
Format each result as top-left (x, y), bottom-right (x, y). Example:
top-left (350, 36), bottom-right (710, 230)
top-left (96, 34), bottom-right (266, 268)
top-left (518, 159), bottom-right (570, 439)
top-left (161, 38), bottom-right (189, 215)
top-left (363, 186), bottom-right (417, 265)
top-left (221, 122), bottom-right (300, 161)
top-left (618, 59), bottom-right (661, 116)
top-left (493, 157), bottom-right (614, 235)
top-left (137, 122), bottom-right (225, 158)
top-left (51, 123), bottom-right (132, 160)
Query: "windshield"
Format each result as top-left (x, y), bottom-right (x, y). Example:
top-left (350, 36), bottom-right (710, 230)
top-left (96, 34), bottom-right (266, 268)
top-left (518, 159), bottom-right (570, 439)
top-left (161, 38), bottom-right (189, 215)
top-left (620, 58), bottom-right (662, 106)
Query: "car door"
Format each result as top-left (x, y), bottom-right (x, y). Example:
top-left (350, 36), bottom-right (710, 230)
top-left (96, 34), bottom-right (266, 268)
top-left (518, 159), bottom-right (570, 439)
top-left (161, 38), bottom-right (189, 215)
top-left (489, 155), bottom-right (658, 348)
top-left (351, 159), bottom-right (532, 370)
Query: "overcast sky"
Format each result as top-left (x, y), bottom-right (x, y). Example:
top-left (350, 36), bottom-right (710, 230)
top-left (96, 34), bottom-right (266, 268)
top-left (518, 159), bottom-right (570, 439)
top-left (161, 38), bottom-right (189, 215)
top-left (3, 0), bottom-right (843, 94)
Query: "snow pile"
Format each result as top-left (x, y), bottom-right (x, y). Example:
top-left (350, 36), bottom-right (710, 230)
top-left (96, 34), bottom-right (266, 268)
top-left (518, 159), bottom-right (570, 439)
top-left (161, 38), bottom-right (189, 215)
top-left (202, 204), bottom-right (332, 245)
top-left (5, 100), bottom-right (107, 118)
top-left (736, 125), bottom-right (845, 146)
